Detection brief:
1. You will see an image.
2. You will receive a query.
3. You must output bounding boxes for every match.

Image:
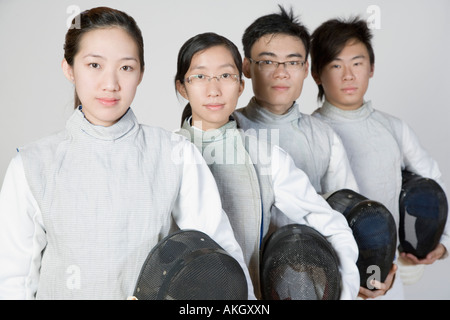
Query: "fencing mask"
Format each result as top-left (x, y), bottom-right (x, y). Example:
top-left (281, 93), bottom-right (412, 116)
top-left (326, 189), bottom-right (397, 289)
top-left (399, 170), bottom-right (448, 259)
top-left (132, 229), bottom-right (248, 300)
top-left (260, 224), bottom-right (341, 300)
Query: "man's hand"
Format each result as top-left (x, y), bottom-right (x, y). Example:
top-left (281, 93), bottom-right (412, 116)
top-left (400, 243), bottom-right (446, 265)
top-left (358, 263), bottom-right (397, 299)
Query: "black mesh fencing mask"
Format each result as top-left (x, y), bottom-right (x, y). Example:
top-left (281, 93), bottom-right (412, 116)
top-left (133, 229), bottom-right (248, 300)
top-left (399, 171), bottom-right (448, 259)
top-left (261, 224), bottom-right (341, 300)
top-left (326, 189), bottom-right (397, 289)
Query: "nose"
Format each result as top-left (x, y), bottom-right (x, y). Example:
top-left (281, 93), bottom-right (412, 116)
top-left (273, 63), bottom-right (289, 79)
top-left (343, 66), bottom-right (355, 81)
top-left (206, 78), bottom-right (221, 97)
top-left (102, 69), bottom-right (120, 92)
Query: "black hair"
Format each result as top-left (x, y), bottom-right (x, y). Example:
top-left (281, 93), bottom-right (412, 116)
top-left (242, 5), bottom-right (310, 59)
top-left (175, 32), bottom-right (243, 126)
top-left (311, 16), bottom-right (375, 101)
top-left (64, 7), bottom-right (144, 108)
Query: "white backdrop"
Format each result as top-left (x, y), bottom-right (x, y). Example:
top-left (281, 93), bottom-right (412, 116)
top-left (0, 0), bottom-right (449, 299)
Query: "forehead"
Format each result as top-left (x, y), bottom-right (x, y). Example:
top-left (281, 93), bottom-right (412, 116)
top-left (251, 33), bottom-right (306, 58)
top-left (77, 27), bottom-right (139, 58)
top-left (336, 40), bottom-right (370, 59)
top-left (189, 45), bottom-right (237, 70)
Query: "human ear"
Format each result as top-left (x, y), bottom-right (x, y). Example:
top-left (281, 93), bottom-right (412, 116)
top-left (369, 64), bottom-right (375, 78)
top-left (303, 60), bottom-right (310, 80)
top-left (138, 66), bottom-right (145, 85)
top-left (238, 78), bottom-right (245, 97)
top-left (176, 80), bottom-right (189, 100)
top-left (62, 59), bottom-right (75, 83)
top-left (243, 57), bottom-right (252, 79)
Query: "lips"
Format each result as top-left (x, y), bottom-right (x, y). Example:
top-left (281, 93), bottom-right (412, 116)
top-left (204, 103), bottom-right (225, 110)
top-left (97, 97), bottom-right (120, 106)
top-left (272, 86), bottom-right (290, 91)
top-left (341, 87), bottom-right (357, 94)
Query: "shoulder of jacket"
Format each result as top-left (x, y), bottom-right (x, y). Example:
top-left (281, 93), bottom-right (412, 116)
top-left (372, 108), bottom-right (402, 123)
top-left (371, 109), bottom-right (406, 134)
top-left (232, 108), bottom-right (251, 123)
top-left (234, 107), bottom-right (246, 114)
top-left (18, 129), bottom-right (67, 154)
top-left (301, 113), bottom-right (338, 136)
top-left (139, 124), bottom-right (187, 143)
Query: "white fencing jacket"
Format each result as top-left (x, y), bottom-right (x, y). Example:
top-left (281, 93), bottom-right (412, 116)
top-left (233, 98), bottom-right (359, 195)
top-left (313, 100), bottom-right (450, 254)
top-left (0, 107), bottom-right (254, 300)
top-left (178, 118), bottom-right (360, 300)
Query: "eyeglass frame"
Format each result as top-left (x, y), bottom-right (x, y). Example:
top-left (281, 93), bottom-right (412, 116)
top-left (183, 73), bottom-right (241, 85)
top-left (248, 58), bottom-right (306, 72)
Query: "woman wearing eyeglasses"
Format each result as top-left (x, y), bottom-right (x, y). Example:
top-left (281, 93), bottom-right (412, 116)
top-left (175, 32), bottom-right (360, 300)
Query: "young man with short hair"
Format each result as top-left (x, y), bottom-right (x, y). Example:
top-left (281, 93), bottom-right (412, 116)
top-left (234, 6), bottom-right (358, 199)
top-left (310, 17), bottom-right (449, 299)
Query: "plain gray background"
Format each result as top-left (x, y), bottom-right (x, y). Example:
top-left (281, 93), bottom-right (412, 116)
top-left (0, 0), bottom-right (449, 299)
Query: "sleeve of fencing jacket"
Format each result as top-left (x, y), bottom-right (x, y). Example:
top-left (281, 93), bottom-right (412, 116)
top-left (271, 145), bottom-right (360, 300)
top-left (171, 139), bottom-right (256, 299)
top-left (0, 153), bottom-right (46, 300)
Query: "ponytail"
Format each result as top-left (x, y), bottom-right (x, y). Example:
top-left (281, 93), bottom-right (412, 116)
top-left (180, 103), bottom-right (193, 127)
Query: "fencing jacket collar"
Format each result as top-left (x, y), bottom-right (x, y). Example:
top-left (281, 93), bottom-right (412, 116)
top-left (318, 100), bottom-right (373, 122)
top-left (69, 106), bottom-right (138, 141)
top-left (185, 115), bottom-right (236, 144)
top-left (243, 97), bottom-right (301, 125)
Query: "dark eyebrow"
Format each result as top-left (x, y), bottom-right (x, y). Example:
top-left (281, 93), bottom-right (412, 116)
top-left (257, 52), bottom-right (277, 58)
top-left (286, 53), bottom-right (304, 59)
top-left (121, 57), bottom-right (139, 62)
top-left (82, 54), bottom-right (138, 62)
top-left (191, 63), bottom-right (236, 72)
top-left (351, 55), bottom-right (366, 60)
top-left (332, 55), bottom-right (366, 62)
top-left (257, 52), bottom-right (304, 59)
top-left (83, 53), bottom-right (105, 59)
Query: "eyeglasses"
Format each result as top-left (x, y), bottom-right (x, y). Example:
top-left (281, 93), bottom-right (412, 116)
top-left (249, 58), bottom-right (306, 72)
top-left (184, 73), bottom-right (240, 86)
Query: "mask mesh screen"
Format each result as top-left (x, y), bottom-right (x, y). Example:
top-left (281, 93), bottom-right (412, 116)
top-left (399, 171), bottom-right (448, 259)
top-left (327, 189), bottom-right (397, 288)
top-left (133, 230), bottom-right (248, 300)
top-left (350, 201), bottom-right (397, 287)
top-left (261, 224), bottom-right (341, 300)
